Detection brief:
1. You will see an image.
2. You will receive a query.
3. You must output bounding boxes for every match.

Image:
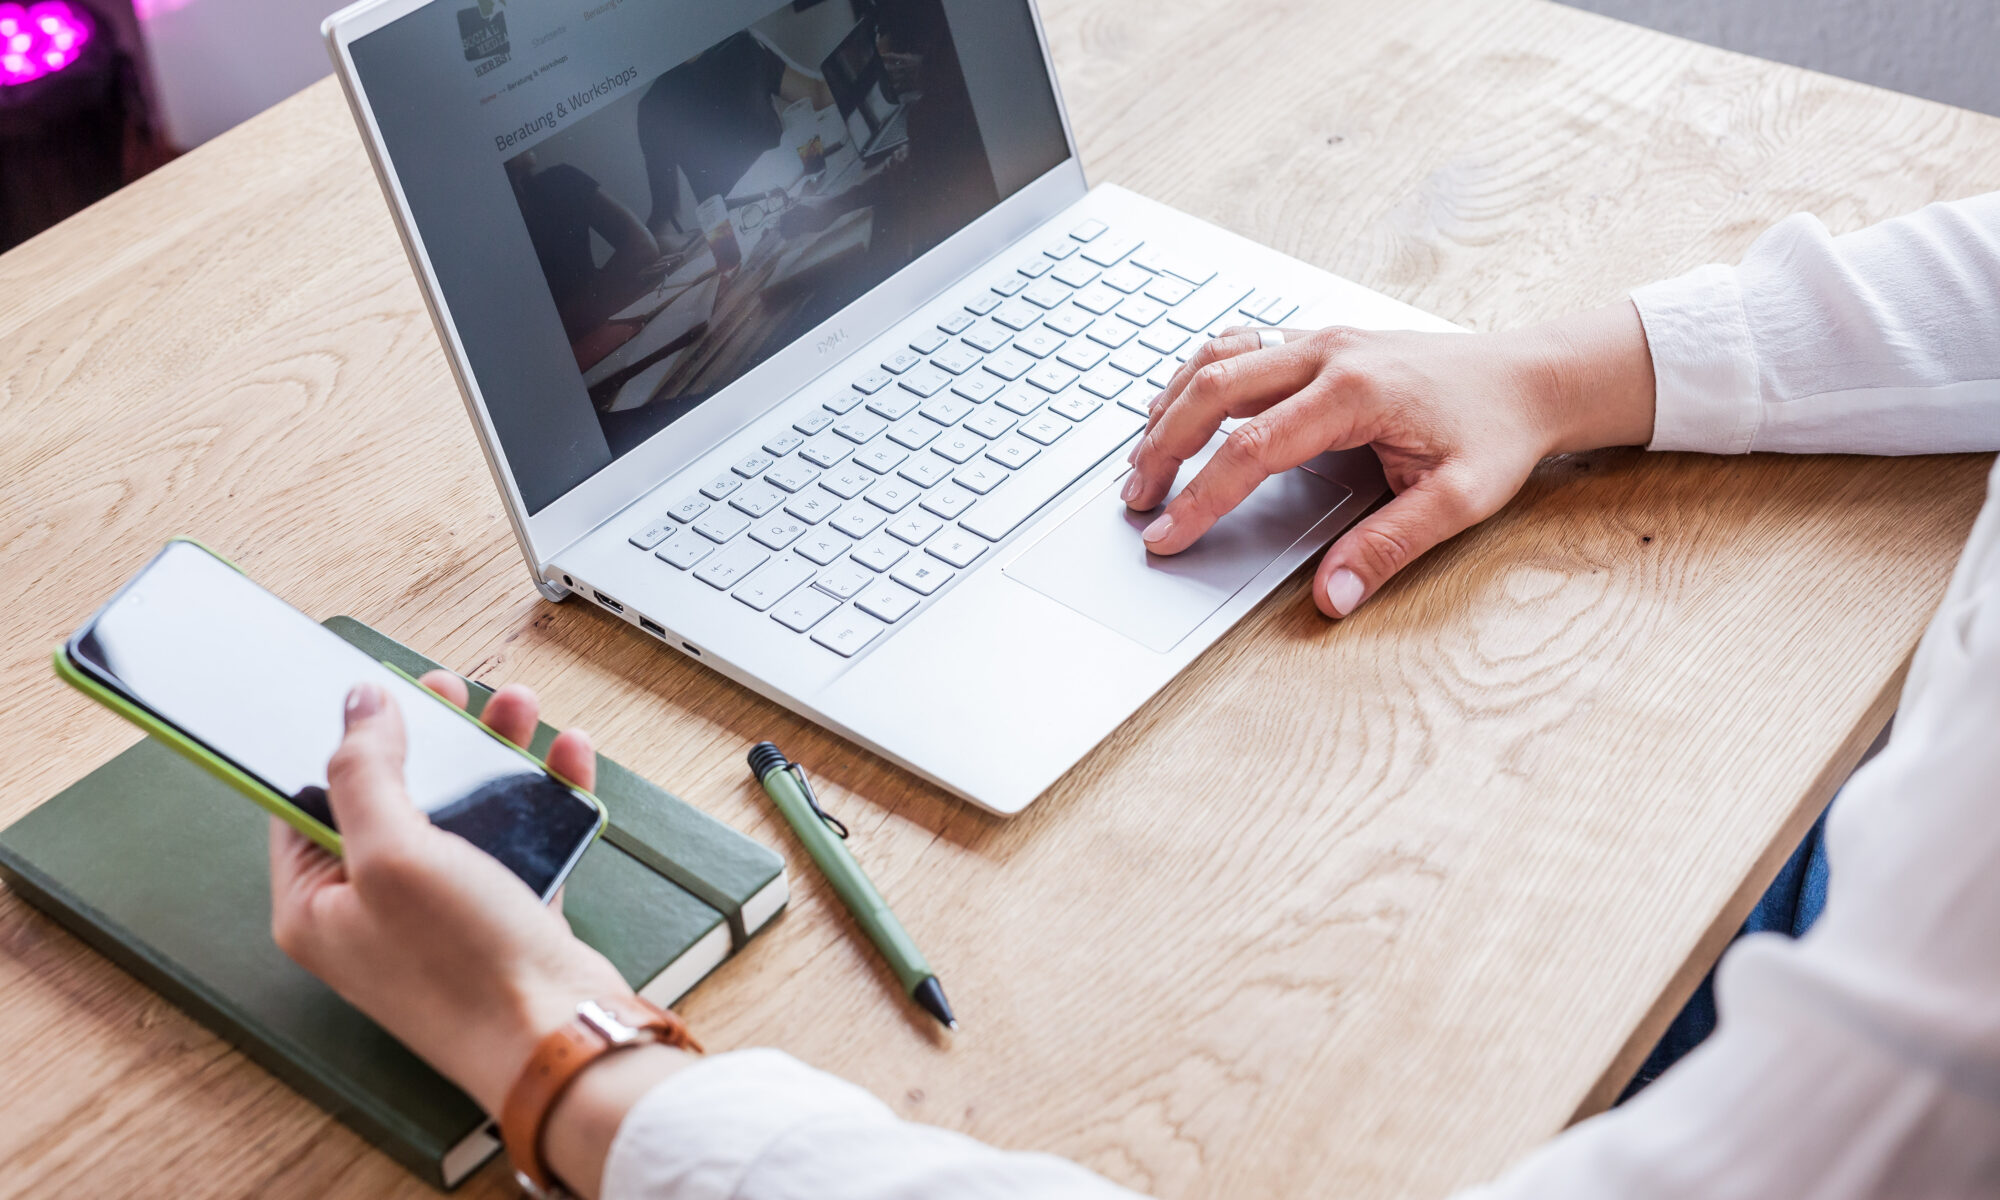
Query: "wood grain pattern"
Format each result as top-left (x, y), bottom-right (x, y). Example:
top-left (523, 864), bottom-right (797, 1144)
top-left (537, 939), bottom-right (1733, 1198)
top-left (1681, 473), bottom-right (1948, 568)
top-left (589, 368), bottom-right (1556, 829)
top-left (3, 0), bottom-right (1998, 1196)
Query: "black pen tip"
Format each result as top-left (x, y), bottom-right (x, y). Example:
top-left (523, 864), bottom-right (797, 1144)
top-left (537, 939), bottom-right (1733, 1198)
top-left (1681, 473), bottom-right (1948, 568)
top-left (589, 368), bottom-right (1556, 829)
top-left (913, 976), bottom-right (956, 1030)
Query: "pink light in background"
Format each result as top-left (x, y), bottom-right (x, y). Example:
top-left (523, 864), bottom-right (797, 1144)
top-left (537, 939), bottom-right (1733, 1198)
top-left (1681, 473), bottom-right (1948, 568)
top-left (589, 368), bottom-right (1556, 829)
top-left (0, 0), bottom-right (90, 86)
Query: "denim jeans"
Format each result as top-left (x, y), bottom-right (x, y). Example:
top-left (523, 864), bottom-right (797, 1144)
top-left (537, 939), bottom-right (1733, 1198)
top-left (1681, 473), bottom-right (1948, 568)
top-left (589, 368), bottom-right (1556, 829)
top-left (1618, 805), bottom-right (1832, 1102)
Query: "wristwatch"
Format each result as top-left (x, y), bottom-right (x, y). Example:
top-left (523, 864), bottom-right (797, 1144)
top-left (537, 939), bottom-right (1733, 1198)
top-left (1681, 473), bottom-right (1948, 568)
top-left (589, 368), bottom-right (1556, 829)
top-left (501, 995), bottom-right (702, 1198)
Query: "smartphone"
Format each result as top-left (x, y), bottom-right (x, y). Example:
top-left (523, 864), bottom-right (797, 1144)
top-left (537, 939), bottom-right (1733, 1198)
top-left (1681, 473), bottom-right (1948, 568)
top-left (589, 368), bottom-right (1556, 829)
top-left (56, 540), bottom-right (606, 901)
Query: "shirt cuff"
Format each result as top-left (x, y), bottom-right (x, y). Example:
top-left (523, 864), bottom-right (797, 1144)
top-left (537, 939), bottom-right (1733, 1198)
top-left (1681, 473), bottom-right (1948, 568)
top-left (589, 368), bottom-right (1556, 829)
top-left (1632, 264), bottom-right (1763, 454)
top-left (601, 1049), bottom-right (894, 1200)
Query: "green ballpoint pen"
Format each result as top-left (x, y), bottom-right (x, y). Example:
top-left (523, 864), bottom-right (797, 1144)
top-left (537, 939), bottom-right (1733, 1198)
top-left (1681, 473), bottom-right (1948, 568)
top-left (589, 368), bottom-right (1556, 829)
top-left (748, 741), bottom-right (957, 1031)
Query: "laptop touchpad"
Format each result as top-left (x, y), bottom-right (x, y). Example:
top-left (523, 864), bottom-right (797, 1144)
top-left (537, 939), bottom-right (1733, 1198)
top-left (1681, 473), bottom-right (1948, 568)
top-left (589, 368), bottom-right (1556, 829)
top-left (1004, 435), bottom-right (1353, 653)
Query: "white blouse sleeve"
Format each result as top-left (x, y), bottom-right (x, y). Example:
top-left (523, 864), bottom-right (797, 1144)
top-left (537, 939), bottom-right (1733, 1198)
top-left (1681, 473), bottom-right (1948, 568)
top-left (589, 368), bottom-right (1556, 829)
top-left (1634, 193), bottom-right (2000, 455)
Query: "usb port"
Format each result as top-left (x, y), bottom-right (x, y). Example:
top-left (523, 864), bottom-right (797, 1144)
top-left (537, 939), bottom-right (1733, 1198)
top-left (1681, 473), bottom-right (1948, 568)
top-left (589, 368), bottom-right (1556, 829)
top-left (638, 617), bottom-right (665, 637)
top-left (592, 591), bottom-right (623, 614)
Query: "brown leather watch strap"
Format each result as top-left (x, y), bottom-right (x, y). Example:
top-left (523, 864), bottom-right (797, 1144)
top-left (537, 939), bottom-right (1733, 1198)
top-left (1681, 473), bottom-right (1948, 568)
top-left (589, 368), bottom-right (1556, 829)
top-left (500, 995), bottom-right (701, 1197)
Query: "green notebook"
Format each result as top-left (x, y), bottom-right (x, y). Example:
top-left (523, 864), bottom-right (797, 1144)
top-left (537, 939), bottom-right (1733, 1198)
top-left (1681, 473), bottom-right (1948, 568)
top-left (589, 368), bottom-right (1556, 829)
top-left (0, 617), bottom-right (787, 1189)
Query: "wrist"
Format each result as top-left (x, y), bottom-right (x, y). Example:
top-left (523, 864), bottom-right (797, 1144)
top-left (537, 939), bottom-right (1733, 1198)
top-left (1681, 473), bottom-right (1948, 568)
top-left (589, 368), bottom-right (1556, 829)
top-left (460, 969), bottom-right (637, 1117)
top-left (1518, 301), bottom-right (1658, 456)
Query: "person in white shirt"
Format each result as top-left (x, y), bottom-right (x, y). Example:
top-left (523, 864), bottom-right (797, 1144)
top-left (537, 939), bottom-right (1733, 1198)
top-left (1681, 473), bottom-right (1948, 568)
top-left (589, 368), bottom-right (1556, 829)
top-left (269, 192), bottom-right (2000, 1199)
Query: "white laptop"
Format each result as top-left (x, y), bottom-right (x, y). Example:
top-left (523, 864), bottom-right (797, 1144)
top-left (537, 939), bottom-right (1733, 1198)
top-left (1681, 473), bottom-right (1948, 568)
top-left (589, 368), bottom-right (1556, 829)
top-left (323, 0), bottom-right (1454, 815)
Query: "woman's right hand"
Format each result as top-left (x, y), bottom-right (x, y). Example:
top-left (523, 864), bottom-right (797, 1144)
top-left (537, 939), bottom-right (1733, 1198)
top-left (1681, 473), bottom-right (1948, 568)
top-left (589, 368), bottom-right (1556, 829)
top-left (1122, 303), bottom-right (1658, 617)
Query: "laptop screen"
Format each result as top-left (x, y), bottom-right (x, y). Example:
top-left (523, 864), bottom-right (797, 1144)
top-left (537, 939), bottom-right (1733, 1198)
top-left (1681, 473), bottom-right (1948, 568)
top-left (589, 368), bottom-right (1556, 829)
top-left (349, 0), bottom-right (1068, 515)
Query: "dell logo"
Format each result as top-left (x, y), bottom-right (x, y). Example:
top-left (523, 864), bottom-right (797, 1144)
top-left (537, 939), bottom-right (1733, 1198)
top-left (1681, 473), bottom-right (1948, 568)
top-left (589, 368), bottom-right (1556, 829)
top-left (817, 329), bottom-right (848, 355)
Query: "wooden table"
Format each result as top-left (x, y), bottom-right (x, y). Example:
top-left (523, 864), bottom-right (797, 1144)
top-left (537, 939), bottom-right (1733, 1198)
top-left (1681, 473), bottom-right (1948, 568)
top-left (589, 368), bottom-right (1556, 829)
top-left (4, 1), bottom-right (1996, 1196)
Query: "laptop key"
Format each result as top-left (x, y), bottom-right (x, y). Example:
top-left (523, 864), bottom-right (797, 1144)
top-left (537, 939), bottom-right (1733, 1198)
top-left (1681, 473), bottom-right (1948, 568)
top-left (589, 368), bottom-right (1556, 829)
top-left (897, 364), bottom-right (952, 398)
top-left (887, 418), bottom-right (939, 450)
top-left (1147, 362), bottom-right (1179, 390)
top-left (831, 502), bottom-right (887, 539)
top-left (1144, 275), bottom-right (1197, 306)
top-left (1027, 363), bottom-right (1081, 394)
top-left (792, 409), bottom-right (834, 436)
top-left (854, 444), bottom-right (908, 475)
top-left (931, 429), bottom-right (984, 463)
top-left (657, 536), bottom-right (712, 570)
top-left (823, 390), bottom-right (865, 414)
top-left (1259, 299), bottom-right (1299, 325)
top-left (762, 430), bottom-right (804, 457)
top-left (1069, 218), bottom-right (1108, 243)
top-left (882, 349), bottom-right (922, 375)
top-left (866, 479), bottom-right (922, 513)
top-left (938, 311), bottom-right (975, 335)
top-left (992, 300), bottom-right (1041, 331)
top-left (814, 560), bottom-right (872, 599)
top-left (810, 608), bottom-right (886, 657)
top-left (865, 390), bottom-right (920, 421)
top-left (1057, 342), bottom-right (1107, 371)
top-left (1016, 256), bottom-right (1053, 279)
top-left (852, 535), bottom-right (909, 573)
top-left (1043, 237), bottom-right (1079, 260)
top-left (694, 540), bottom-right (769, 590)
top-left (990, 274), bottom-right (1029, 297)
top-left (749, 518), bottom-right (807, 551)
top-left (1080, 368), bottom-right (1133, 400)
top-left (731, 454), bottom-right (774, 479)
top-left (986, 436), bottom-right (1042, 470)
top-left (1045, 305), bottom-right (1095, 337)
top-left (887, 511), bottom-right (942, 546)
top-left (853, 368), bottom-right (895, 394)
top-left (961, 320), bottom-right (1011, 354)
top-left (1100, 263), bottom-right (1152, 294)
top-left (1020, 414), bottom-right (1070, 446)
top-left (785, 490), bottom-right (839, 524)
top-left (1130, 245), bottom-right (1216, 285)
top-left (964, 409), bottom-right (1016, 440)
top-left (834, 413), bottom-right (888, 443)
top-left (927, 531), bottom-right (986, 569)
top-left (772, 585), bottom-right (840, 633)
top-left (965, 292), bottom-right (1002, 316)
top-left (1046, 391), bottom-right (1102, 421)
top-left (909, 328), bottom-right (948, 355)
top-left (1110, 346), bottom-right (1163, 377)
top-left (729, 483), bottom-right (786, 518)
top-left (899, 453), bottom-right (955, 488)
top-left (954, 461), bottom-right (1009, 494)
top-left (700, 473), bottom-right (742, 500)
top-left (628, 520), bottom-right (676, 551)
top-left (669, 495), bottom-right (709, 523)
top-left (1081, 233), bottom-right (1143, 267)
top-left (694, 506), bottom-right (752, 543)
top-left (891, 557), bottom-right (953, 596)
top-left (794, 529), bottom-right (848, 566)
top-left (983, 348), bottom-right (1035, 381)
top-left (733, 554), bottom-right (813, 611)
top-left (919, 395), bottom-right (972, 426)
top-left (951, 373), bottom-right (1004, 403)
top-left (959, 405), bottom-right (1146, 543)
top-left (1022, 279), bottom-right (1071, 310)
top-left (994, 388), bottom-right (1042, 416)
top-left (1169, 278), bottom-right (1257, 331)
top-left (930, 343), bottom-right (982, 375)
top-left (920, 484), bottom-right (979, 521)
top-left (1138, 326), bottom-right (1190, 355)
top-left (764, 460), bottom-right (820, 493)
top-left (1014, 328), bottom-right (1065, 358)
top-left (1086, 317), bottom-right (1139, 348)
top-left (855, 580), bottom-right (921, 623)
top-left (822, 464), bottom-right (875, 499)
top-left (799, 433), bottom-right (852, 469)
top-left (1051, 259), bottom-right (1100, 288)
top-left (1073, 283), bottom-right (1122, 314)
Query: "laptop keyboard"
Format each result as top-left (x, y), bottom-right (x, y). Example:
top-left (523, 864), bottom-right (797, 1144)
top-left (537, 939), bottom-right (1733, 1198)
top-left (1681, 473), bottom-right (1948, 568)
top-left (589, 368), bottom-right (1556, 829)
top-left (624, 218), bottom-right (1302, 659)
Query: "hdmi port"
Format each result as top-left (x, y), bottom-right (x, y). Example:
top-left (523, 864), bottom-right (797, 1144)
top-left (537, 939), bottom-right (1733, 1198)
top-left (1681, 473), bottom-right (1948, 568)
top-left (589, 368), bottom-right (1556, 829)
top-left (592, 591), bottom-right (624, 614)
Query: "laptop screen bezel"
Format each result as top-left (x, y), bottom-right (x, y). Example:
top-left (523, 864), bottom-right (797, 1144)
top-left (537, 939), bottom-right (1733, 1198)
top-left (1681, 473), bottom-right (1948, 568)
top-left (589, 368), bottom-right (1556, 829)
top-left (322, 0), bottom-right (1087, 578)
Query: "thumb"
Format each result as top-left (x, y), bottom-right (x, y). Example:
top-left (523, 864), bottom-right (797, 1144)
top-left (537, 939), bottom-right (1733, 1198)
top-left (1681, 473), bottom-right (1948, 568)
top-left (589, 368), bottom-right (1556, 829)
top-left (323, 683), bottom-right (421, 850)
top-left (1314, 476), bottom-right (1475, 619)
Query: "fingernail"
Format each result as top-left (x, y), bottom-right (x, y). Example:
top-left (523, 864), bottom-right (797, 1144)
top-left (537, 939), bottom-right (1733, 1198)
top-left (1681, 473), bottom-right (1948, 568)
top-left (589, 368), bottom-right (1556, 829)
top-left (344, 683), bottom-right (382, 725)
top-left (1326, 568), bottom-right (1365, 617)
top-left (1120, 474), bottom-right (1140, 503)
top-left (1142, 513), bottom-right (1174, 544)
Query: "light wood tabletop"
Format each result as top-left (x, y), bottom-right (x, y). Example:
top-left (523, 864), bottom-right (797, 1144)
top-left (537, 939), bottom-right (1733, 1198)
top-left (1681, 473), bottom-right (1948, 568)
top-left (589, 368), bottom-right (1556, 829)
top-left (4, 0), bottom-right (1997, 1196)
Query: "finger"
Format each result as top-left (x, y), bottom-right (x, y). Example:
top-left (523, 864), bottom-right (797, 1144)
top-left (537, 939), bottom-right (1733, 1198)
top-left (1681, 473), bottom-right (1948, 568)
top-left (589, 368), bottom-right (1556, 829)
top-left (546, 727), bottom-right (598, 794)
top-left (1313, 477), bottom-right (1477, 618)
top-left (419, 669), bottom-right (470, 710)
top-left (480, 683), bottom-right (541, 749)
top-left (1126, 336), bottom-right (1323, 511)
top-left (324, 684), bottom-right (423, 848)
top-left (1139, 385), bottom-right (1356, 555)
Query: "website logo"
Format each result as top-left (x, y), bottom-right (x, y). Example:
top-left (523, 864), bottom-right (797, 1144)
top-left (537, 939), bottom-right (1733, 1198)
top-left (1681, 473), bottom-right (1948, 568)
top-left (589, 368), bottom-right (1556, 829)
top-left (459, 0), bottom-right (511, 75)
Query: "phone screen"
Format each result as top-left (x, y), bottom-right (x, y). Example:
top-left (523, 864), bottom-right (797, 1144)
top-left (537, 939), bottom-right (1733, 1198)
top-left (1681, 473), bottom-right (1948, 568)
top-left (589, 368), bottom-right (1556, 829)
top-left (66, 542), bottom-right (603, 899)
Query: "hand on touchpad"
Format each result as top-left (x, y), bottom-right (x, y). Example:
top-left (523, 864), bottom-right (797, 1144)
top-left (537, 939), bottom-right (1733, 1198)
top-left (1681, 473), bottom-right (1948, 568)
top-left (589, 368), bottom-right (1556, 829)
top-left (1004, 435), bottom-right (1355, 653)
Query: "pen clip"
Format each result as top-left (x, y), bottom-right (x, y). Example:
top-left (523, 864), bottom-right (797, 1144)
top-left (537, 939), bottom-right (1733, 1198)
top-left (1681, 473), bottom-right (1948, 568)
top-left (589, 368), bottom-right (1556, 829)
top-left (788, 763), bottom-right (849, 839)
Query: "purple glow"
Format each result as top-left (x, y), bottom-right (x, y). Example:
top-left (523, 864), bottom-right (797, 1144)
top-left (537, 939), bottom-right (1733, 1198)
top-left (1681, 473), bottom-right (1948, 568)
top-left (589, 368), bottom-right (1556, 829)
top-left (0, 1), bottom-right (89, 86)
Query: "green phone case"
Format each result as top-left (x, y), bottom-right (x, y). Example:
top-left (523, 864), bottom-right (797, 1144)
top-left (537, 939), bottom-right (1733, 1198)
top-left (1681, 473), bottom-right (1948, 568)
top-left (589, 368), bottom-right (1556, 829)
top-left (52, 539), bottom-right (606, 870)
